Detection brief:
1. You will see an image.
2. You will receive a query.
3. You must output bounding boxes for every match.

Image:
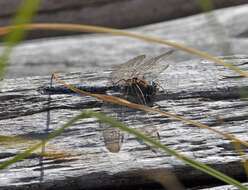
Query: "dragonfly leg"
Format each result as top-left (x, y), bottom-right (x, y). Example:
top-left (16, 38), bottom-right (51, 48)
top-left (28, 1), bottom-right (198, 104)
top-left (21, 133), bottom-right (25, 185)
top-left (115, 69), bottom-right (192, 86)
top-left (121, 133), bottom-right (124, 143)
top-left (112, 78), bottom-right (127, 86)
top-left (134, 83), bottom-right (147, 105)
top-left (156, 131), bottom-right (161, 140)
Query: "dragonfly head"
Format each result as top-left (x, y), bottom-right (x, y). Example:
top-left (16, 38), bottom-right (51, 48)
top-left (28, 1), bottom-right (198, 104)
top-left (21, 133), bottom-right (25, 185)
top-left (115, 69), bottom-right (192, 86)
top-left (144, 81), bottom-right (158, 102)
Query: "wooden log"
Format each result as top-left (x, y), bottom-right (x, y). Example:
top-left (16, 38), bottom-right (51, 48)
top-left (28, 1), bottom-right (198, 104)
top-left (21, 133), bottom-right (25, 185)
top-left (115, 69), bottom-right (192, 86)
top-left (0, 0), bottom-right (247, 39)
top-left (0, 55), bottom-right (248, 189)
top-left (2, 4), bottom-right (248, 78)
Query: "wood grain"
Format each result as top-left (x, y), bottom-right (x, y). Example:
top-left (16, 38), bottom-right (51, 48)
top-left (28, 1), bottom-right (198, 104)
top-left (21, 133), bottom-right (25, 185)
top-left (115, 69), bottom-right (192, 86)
top-left (0, 56), bottom-right (248, 189)
top-left (1, 4), bottom-right (248, 78)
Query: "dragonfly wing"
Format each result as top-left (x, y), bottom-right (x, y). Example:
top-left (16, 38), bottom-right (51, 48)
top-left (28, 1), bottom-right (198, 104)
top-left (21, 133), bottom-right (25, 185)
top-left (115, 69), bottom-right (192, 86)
top-left (101, 126), bottom-right (122, 153)
top-left (110, 54), bottom-right (146, 84)
top-left (135, 50), bottom-right (174, 80)
top-left (100, 102), bottom-right (123, 153)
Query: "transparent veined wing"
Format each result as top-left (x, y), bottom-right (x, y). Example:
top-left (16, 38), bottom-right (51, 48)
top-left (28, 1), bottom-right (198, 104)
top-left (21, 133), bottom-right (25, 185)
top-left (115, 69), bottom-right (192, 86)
top-left (100, 101), bottom-right (124, 153)
top-left (101, 51), bottom-right (175, 152)
top-left (135, 50), bottom-right (174, 81)
top-left (110, 54), bottom-right (146, 84)
top-left (102, 125), bottom-right (123, 153)
top-left (102, 55), bottom-right (146, 153)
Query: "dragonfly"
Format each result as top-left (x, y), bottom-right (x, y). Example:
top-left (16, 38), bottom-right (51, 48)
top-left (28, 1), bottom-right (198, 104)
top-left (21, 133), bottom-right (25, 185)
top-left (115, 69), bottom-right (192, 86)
top-left (100, 50), bottom-right (175, 153)
top-left (43, 50), bottom-right (175, 153)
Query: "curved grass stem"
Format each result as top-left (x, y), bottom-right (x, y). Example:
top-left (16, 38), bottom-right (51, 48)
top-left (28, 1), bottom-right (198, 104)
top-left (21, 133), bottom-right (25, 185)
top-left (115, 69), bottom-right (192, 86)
top-left (0, 23), bottom-right (247, 77)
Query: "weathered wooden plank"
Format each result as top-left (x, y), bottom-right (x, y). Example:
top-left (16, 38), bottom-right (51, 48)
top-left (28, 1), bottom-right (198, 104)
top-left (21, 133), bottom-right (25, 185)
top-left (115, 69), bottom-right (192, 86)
top-left (0, 56), bottom-right (248, 189)
top-left (200, 183), bottom-right (248, 190)
top-left (2, 4), bottom-right (248, 78)
top-left (0, 0), bottom-right (247, 39)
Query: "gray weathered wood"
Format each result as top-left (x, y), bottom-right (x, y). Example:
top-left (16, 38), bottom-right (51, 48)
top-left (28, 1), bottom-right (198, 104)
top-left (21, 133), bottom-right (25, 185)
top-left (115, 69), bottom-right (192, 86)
top-left (1, 4), bottom-right (248, 78)
top-left (200, 183), bottom-right (248, 190)
top-left (0, 55), bottom-right (248, 189)
top-left (0, 0), bottom-right (247, 39)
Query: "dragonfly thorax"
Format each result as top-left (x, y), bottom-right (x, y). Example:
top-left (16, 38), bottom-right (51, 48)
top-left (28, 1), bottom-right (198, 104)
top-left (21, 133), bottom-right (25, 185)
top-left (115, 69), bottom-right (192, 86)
top-left (120, 77), bottom-right (158, 104)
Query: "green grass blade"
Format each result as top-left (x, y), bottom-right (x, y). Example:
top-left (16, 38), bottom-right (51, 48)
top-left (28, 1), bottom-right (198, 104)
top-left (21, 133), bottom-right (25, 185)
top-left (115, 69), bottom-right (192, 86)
top-left (198, 0), bottom-right (214, 12)
top-left (0, 0), bottom-right (40, 79)
top-left (1, 110), bottom-right (247, 190)
top-left (0, 113), bottom-right (82, 170)
top-left (85, 110), bottom-right (247, 190)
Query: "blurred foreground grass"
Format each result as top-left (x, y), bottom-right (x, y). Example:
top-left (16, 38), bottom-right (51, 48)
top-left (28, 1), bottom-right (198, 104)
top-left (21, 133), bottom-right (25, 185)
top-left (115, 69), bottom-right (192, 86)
top-left (0, 0), bottom-right (40, 79)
